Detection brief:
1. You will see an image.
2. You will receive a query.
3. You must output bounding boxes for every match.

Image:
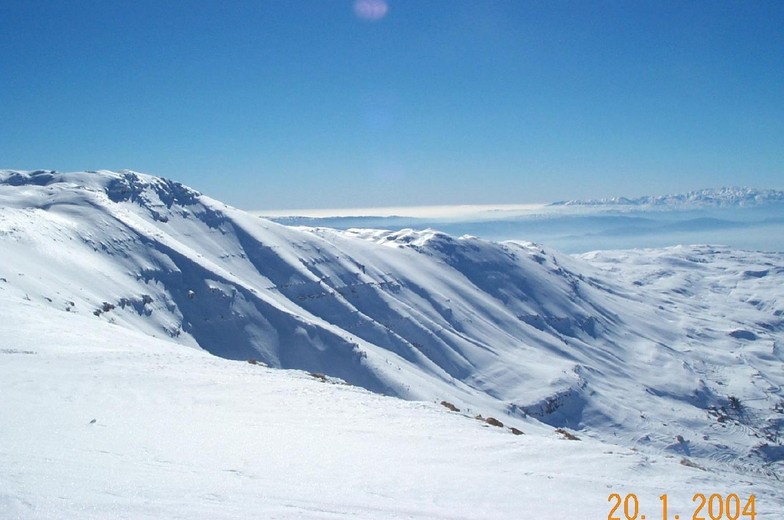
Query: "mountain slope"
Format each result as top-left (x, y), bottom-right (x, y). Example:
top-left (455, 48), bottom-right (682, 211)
top-left (1, 169), bottom-right (782, 480)
top-left (6, 294), bottom-right (782, 519)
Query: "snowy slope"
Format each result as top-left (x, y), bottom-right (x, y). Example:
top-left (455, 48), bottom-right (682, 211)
top-left (1, 169), bottom-right (783, 493)
top-left (4, 295), bottom-right (782, 519)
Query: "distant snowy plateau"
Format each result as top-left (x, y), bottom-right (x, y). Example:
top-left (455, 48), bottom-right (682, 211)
top-left (1, 170), bottom-right (783, 519)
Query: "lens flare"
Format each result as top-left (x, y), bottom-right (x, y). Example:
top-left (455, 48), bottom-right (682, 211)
top-left (353, 0), bottom-right (388, 21)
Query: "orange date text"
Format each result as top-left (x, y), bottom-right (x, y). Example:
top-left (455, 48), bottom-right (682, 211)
top-left (607, 493), bottom-right (756, 520)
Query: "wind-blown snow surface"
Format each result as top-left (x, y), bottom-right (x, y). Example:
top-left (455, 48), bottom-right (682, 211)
top-left (4, 299), bottom-right (778, 519)
top-left (1, 170), bottom-right (783, 517)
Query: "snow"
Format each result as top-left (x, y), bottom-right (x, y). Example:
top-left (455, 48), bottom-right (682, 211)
top-left (552, 186), bottom-right (784, 208)
top-left (1, 169), bottom-right (783, 517)
top-left (1, 297), bottom-right (780, 519)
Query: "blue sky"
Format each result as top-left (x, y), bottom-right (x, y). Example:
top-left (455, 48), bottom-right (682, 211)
top-left (2, 1), bottom-right (782, 209)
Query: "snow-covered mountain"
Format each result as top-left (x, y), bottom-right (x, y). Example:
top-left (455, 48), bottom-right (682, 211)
top-left (1, 170), bottom-right (783, 517)
top-left (552, 186), bottom-right (784, 208)
top-left (6, 289), bottom-right (780, 519)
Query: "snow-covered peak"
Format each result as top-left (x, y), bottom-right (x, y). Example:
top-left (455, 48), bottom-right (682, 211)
top-left (0, 168), bottom-right (202, 208)
top-left (1, 169), bottom-right (782, 486)
top-left (552, 186), bottom-right (784, 208)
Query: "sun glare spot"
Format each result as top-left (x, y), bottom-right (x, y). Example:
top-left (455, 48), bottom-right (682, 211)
top-left (353, 0), bottom-right (388, 21)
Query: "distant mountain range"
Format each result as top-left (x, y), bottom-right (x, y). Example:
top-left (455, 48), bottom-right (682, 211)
top-left (552, 187), bottom-right (784, 208)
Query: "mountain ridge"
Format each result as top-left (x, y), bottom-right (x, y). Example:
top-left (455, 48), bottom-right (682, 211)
top-left (1, 169), bottom-right (782, 479)
top-left (551, 186), bottom-right (784, 208)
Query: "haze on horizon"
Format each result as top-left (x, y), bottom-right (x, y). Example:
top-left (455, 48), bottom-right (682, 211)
top-left (2, 1), bottom-right (782, 210)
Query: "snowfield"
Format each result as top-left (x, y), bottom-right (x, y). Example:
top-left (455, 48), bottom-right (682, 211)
top-left (4, 298), bottom-right (773, 519)
top-left (1, 170), bottom-right (782, 518)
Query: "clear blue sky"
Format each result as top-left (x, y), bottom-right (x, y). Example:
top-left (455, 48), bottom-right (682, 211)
top-left (2, 1), bottom-right (782, 209)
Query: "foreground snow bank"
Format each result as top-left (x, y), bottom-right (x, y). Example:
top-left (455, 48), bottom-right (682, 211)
top-left (1, 298), bottom-right (780, 519)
